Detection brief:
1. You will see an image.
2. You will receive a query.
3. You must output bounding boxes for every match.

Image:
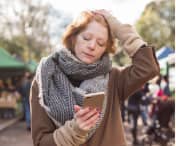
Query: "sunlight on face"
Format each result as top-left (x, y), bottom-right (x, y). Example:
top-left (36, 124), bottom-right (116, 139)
top-left (74, 21), bottom-right (108, 64)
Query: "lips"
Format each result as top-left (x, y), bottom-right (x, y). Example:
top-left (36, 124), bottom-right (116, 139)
top-left (83, 52), bottom-right (94, 58)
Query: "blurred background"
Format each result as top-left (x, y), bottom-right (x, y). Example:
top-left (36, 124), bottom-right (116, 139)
top-left (0, 0), bottom-right (175, 146)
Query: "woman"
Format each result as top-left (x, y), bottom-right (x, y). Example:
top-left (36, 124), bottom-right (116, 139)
top-left (30, 10), bottom-right (159, 146)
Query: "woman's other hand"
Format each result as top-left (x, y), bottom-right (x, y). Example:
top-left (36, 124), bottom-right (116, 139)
top-left (93, 9), bottom-right (147, 57)
top-left (92, 9), bottom-right (122, 39)
top-left (74, 105), bottom-right (100, 131)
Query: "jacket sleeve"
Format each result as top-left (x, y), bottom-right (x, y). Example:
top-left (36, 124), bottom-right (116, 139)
top-left (30, 79), bottom-right (88, 146)
top-left (114, 46), bottom-right (160, 101)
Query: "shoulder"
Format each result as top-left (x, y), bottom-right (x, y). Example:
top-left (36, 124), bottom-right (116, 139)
top-left (35, 52), bottom-right (58, 83)
top-left (30, 77), bottom-right (39, 97)
top-left (37, 54), bottom-right (54, 70)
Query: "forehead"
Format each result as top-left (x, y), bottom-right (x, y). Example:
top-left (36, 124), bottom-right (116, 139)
top-left (81, 21), bottom-right (108, 40)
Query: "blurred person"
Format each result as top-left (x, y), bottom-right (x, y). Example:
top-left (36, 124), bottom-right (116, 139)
top-left (145, 98), bottom-right (175, 145)
top-left (160, 75), bottom-right (171, 99)
top-left (140, 84), bottom-right (150, 126)
top-left (0, 80), bottom-right (4, 117)
top-left (151, 75), bottom-right (170, 101)
top-left (127, 89), bottom-right (143, 145)
top-left (30, 10), bottom-right (159, 146)
top-left (0, 80), bottom-right (5, 97)
top-left (148, 81), bottom-right (160, 99)
top-left (17, 72), bottom-right (33, 131)
top-left (157, 98), bottom-right (175, 129)
top-left (120, 100), bottom-right (126, 122)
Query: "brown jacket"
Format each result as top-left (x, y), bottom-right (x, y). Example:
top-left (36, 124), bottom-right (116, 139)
top-left (30, 46), bottom-right (159, 146)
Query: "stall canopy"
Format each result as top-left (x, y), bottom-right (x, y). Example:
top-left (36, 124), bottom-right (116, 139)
top-left (0, 48), bottom-right (25, 68)
top-left (26, 60), bottom-right (38, 73)
top-left (156, 46), bottom-right (175, 60)
top-left (156, 47), bottom-right (175, 82)
top-left (0, 48), bottom-right (25, 78)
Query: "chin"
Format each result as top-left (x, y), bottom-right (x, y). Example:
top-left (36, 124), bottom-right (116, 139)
top-left (82, 58), bottom-right (95, 64)
top-left (83, 60), bottom-right (94, 64)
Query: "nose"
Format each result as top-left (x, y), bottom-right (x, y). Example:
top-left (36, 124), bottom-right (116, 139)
top-left (88, 40), bottom-right (96, 50)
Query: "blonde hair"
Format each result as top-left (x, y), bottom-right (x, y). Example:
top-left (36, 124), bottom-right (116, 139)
top-left (62, 11), bottom-right (117, 54)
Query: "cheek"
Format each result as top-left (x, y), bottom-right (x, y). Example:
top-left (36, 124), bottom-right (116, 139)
top-left (98, 47), bottom-right (106, 56)
top-left (74, 43), bottom-right (84, 58)
top-left (75, 43), bottom-right (83, 53)
top-left (74, 40), bottom-right (89, 55)
top-left (74, 37), bottom-right (84, 51)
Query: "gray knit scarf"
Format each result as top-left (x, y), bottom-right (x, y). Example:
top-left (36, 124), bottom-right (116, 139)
top-left (35, 48), bottom-right (112, 138)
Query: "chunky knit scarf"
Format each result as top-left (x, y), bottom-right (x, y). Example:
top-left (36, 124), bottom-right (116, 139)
top-left (35, 48), bottom-right (111, 138)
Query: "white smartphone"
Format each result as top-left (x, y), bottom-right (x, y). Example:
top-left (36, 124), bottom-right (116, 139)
top-left (82, 92), bottom-right (105, 110)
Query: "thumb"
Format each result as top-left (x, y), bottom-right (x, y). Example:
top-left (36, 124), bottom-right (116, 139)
top-left (74, 105), bottom-right (81, 113)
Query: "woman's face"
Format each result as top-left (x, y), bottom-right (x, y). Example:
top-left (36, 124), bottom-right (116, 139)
top-left (74, 21), bottom-right (108, 64)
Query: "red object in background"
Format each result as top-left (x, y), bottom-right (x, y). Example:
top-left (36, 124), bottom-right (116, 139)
top-left (157, 89), bottom-right (168, 101)
top-left (157, 89), bottom-right (164, 97)
top-left (161, 95), bottom-right (168, 101)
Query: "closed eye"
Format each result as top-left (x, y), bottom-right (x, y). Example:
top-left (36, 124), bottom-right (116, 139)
top-left (82, 35), bottom-right (91, 41)
top-left (98, 41), bottom-right (106, 47)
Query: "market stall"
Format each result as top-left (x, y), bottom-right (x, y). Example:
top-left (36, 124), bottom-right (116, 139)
top-left (0, 48), bottom-right (26, 118)
top-left (156, 46), bottom-right (175, 95)
top-left (0, 48), bottom-right (26, 78)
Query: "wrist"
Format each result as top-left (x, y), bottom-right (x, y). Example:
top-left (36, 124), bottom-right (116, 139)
top-left (124, 39), bottom-right (147, 57)
top-left (72, 119), bottom-right (89, 136)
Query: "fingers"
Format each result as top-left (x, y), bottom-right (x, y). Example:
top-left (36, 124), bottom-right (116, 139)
top-left (74, 106), bottom-right (100, 131)
top-left (94, 9), bottom-right (108, 14)
top-left (81, 112), bottom-right (100, 130)
top-left (74, 105), bottom-right (81, 113)
top-left (91, 10), bottom-right (105, 18)
top-left (92, 9), bottom-right (112, 18)
top-left (75, 107), bottom-right (90, 117)
top-left (80, 108), bottom-right (98, 121)
top-left (92, 9), bottom-right (121, 39)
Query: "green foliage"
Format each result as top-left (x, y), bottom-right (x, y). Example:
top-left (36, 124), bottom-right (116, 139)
top-left (0, 37), bottom-right (24, 56)
top-left (135, 0), bottom-right (175, 49)
top-left (0, 0), bottom-right (72, 62)
top-left (112, 50), bottom-right (131, 66)
top-left (113, 0), bottom-right (175, 66)
top-left (0, 0), bottom-right (53, 61)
